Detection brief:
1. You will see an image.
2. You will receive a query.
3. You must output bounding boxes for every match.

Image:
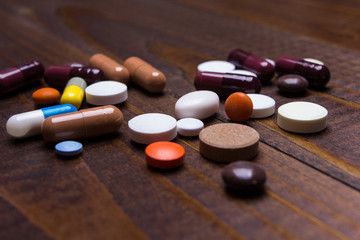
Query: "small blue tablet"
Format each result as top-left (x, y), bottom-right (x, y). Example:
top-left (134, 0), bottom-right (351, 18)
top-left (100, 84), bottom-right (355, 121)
top-left (55, 141), bottom-right (83, 156)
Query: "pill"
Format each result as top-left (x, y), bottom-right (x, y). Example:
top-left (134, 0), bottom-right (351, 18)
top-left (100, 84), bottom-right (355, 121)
top-left (199, 123), bottom-right (259, 162)
top-left (128, 113), bottom-right (177, 145)
top-left (44, 65), bottom-right (105, 89)
top-left (275, 56), bottom-right (330, 88)
top-left (123, 56), bottom-right (166, 93)
top-left (0, 60), bottom-right (44, 95)
top-left (227, 69), bottom-right (257, 77)
top-left (60, 77), bottom-right (87, 109)
top-left (32, 87), bottom-right (60, 105)
top-left (6, 104), bottom-right (77, 138)
top-left (197, 60), bottom-right (235, 73)
top-left (277, 101), bottom-right (328, 133)
top-left (225, 92), bottom-right (253, 122)
top-left (177, 118), bottom-right (204, 137)
top-left (55, 140), bottom-right (83, 157)
top-left (85, 81), bottom-right (127, 106)
top-left (265, 58), bottom-right (275, 67)
top-left (227, 48), bottom-right (275, 84)
top-left (194, 71), bottom-right (261, 97)
top-left (145, 141), bottom-right (185, 169)
top-left (175, 90), bottom-right (219, 120)
top-left (42, 105), bottom-right (123, 142)
top-left (222, 161), bottom-right (266, 191)
top-left (276, 74), bottom-right (309, 93)
top-left (89, 53), bottom-right (130, 84)
top-left (247, 94), bottom-right (276, 118)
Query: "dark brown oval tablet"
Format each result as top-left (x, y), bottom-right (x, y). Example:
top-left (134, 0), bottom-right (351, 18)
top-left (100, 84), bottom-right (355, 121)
top-left (222, 161), bottom-right (266, 191)
top-left (276, 74), bottom-right (309, 93)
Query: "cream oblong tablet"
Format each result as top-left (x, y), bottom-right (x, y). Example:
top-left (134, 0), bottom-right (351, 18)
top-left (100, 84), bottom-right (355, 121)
top-left (177, 118), bottom-right (204, 137)
top-left (247, 94), bottom-right (276, 118)
top-left (197, 60), bottom-right (235, 73)
top-left (277, 101), bottom-right (328, 133)
top-left (199, 123), bottom-right (259, 163)
top-left (175, 90), bottom-right (219, 120)
top-left (128, 113), bottom-right (177, 144)
top-left (85, 81), bottom-right (128, 105)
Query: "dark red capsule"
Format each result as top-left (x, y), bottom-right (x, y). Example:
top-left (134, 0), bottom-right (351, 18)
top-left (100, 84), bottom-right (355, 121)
top-left (0, 60), bottom-right (44, 95)
top-left (275, 56), bottom-right (330, 89)
top-left (227, 48), bottom-right (275, 84)
top-left (194, 71), bottom-right (261, 97)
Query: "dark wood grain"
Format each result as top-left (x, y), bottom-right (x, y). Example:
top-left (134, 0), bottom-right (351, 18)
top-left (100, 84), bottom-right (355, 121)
top-left (1, 0), bottom-right (360, 239)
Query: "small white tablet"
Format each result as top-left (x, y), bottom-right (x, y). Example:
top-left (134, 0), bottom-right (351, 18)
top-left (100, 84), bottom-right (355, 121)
top-left (85, 81), bottom-right (128, 105)
top-left (177, 118), bottom-right (204, 137)
top-left (247, 94), bottom-right (276, 118)
top-left (197, 60), bottom-right (235, 73)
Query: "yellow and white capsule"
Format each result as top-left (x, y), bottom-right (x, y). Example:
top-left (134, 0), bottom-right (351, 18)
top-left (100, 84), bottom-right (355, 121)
top-left (60, 77), bottom-right (87, 109)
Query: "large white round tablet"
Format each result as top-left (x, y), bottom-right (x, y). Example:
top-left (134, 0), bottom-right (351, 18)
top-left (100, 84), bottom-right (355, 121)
top-left (85, 81), bottom-right (128, 105)
top-left (128, 113), bottom-right (177, 144)
top-left (277, 101), bottom-right (328, 133)
top-left (177, 118), bottom-right (204, 137)
top-left (175, 90), bottom-right (219, 120)
top-left (197, 60), bottom-right (235, 73)
top-left (227, 70), bottom-right (257, 77)
top-left (247, 94), bottom-right (276, 118)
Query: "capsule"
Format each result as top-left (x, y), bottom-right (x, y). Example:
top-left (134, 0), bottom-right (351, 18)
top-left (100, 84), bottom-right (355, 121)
top-left (60, 77), bottom-right (87, 109)
top-left (6, 104), bottom-right (77, 138)
top-left (194, 71), bottom-right (261, 97)
top-left (44, 65), bottom-right (105, 89)
top-left (275, 56), bottom-right (330, 88)
top-left (123, 57), bottom-right (166, 93)
top-left (89, 53), bottom-right (130, 84)
top-left (0, 60), bottom-right (44, 95)
top-left (41, 105), bottom-right (123, 142)
top-left (228, 49), bottom-right (275, 84)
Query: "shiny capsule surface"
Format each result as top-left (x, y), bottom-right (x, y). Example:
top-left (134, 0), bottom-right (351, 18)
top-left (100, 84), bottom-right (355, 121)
top-left (60, 77), bottom-right (87, 109)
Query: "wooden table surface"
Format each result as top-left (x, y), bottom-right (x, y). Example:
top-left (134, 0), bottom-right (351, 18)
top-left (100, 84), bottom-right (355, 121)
top-left (1, 0), bottom-right (360, 239)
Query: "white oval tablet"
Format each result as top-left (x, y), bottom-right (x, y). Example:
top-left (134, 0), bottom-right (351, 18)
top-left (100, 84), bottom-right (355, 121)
top-left (197, 60), bottom-right (235, 73)
top-left (227, 70), bottom-right (257, 77)
top-left (175, 90), bottom-right (219, 120)
top-left (303, 58), bottom-right (324, 65)
top-left (247, 94), bottom-right (276, 118)
top-left (277, 101), bottom-right (328, 133)
top-left (177, 118), bottom-right (204, 137)
top-left (128, 113), bottom-right (177, 144)
top-left (85, 81), bottom-right (128, 105)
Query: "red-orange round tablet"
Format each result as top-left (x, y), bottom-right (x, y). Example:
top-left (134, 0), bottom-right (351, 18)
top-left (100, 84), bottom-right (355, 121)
top-left (32, 87), bottom-right (60, 105)
top-left (225, 92), bottom-right (253, 122)
top-left (145, 141), bottom-right (185, 169)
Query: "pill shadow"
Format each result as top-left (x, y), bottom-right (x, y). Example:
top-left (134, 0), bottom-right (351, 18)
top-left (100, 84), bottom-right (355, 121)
top-left (224, 186), bottom-right (267, 199)
top-left (277, 90), bottom-right (309, 98)
top-left (146, 164), bottom-right (185, 175)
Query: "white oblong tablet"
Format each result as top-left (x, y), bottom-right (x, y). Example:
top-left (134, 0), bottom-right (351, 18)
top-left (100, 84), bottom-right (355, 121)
top-left (227, 70), bottom-right (257, 77)
top-left (177, 118), bottom-right (204, 137)
top-left (175, 90), bottom-right (219, 120)
top-left (128, 113), bottom-right (177, 144)
top-left (303, 58), bottom-right (324, 65)
top-left (85, 81), bottom-right (128, 105)
top-left (197, 60), bottom-right (235, 73)
top-left (277, 101), bottom-right (328, 133)
top-left (247, 94), bottom-right (276, 118)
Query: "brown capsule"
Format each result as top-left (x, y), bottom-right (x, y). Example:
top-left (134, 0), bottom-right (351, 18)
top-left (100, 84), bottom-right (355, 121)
top-left (41, 105), bottom-right (123, 142)
top-left (124, 56), bottom-right (166, 93)
top-left (89, 53), bottom-right (130, 84)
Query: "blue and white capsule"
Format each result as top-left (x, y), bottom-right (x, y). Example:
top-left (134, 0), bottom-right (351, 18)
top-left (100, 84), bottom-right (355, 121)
top-left (6, 104), bottom-right (77, 138)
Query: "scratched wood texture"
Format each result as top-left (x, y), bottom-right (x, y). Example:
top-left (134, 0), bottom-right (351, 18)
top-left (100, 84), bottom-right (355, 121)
top-left (0, 0), bottom-right (360, 239)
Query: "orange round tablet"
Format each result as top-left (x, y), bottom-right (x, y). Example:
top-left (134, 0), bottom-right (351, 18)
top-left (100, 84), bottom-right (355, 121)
top-left (32, 87), bottom-right (60, 105)
top-left (145, 141), bottom-right (185, 169)
top-left (225, 92), bottom-right (253, 122)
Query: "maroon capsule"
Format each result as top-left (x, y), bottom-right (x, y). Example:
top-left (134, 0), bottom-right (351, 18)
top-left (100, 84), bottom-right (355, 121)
top-left (0, 60), bottom-right (44, 95)
top-left (44, 66), bottom-right (106, 89)
top-left (194, 71), bottom-right (261, 97)
top-left (275, 56), bottom-right (330, 89)
top-left (227, 48), bottom-right (275, 84)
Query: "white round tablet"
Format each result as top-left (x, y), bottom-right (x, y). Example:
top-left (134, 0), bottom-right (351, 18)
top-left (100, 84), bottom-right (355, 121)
top-left (177, 118), bottom-right (204, 137)
top-left (128, 113), bottom-right (177, 144)
top-left (227, 70), bottom-right (257, 77)
top-left (277, 101), bottom-right (328, 133)
top-left (303, 58), bottom-right (324, 65)
top-left (85, 81), bottom-right (128, 105)
top-left (247, 94), bottom-right (276, 118)
top-left (197, 60), bottom-right (235, 73)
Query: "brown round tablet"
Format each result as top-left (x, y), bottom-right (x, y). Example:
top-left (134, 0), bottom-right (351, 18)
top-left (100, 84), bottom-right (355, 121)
top-left (199, 123), bottom-right (259, 163)
top-left (276, 74), bottom-right (309, 93)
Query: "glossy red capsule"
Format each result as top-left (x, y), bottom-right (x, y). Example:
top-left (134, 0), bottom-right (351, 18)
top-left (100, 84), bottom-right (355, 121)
top-left (0, 60), bottom-right (44, 95)
top-left (275, 57), bottom-right (330, 88)
top-left (44, 66), bottom-right (106, 89)
top-left (227, 49), bottom-right (275, 84)
top-left (194, 71), bottom-right (261, 97)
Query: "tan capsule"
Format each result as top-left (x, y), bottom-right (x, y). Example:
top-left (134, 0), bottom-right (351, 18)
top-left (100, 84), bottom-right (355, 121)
top-left (89, 53), bottom-right (130, 84)
top-left (124, 57), bottom-right (166, 93)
